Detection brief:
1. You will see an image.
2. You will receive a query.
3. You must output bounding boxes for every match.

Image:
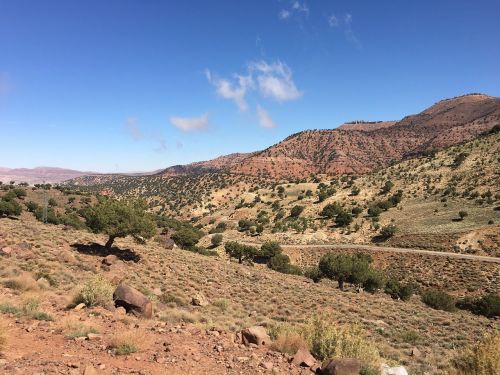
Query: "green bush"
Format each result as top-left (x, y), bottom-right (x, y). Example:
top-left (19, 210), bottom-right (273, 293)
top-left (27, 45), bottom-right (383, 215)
top-left (422, 289), bottom-right (456, 312)
top-left (456, 293), bottom-right (499, 318)
top-left (224, 241), bottom-right (257, 264)
top-left (210, 233), bottom-right (223, 247)
top-left (74, 275), bottom-right (114, 307)
top-left (384, 279), bottom-right (414, 301)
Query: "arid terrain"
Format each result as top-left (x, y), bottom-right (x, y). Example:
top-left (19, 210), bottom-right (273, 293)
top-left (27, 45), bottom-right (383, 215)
top-left (1, 94), bottom-right (499, 375)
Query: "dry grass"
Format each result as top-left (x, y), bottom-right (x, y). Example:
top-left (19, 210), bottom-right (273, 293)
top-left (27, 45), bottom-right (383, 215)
top-left (108, 329), bottom-right (149, 355)
top-left (0, 318), bottom-right (6, 353)
top-left (57, 316), bottom-right (99, 338)
top-left (2, 273), bottom-right (39, 293)
top-left (451, 331), bottom-right (500, 375)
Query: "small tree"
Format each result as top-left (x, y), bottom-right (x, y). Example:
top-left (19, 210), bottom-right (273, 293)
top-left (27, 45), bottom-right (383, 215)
top-left (211, 233), bottom-right (223, 247)
top-left (0, 199), bottom-right (22, 217)
top-left (257, 241), bottom-right (282, 263)
top-left (335, 210), bottom-right (353, 227)
top-left (379, 224), bottom-right (397, 239)
top-left (82, 199), bottom-right (156, 249)
top-left (290, 205), bottom-right (305, 218)
top-left (224, 241), bottom-right (257, 264)
top-left (319, 253), bottom-right (353, 290)
top-left (171, 228), bottom-right (202, 249)
top-left (320, 203), bottom-right (343, 219)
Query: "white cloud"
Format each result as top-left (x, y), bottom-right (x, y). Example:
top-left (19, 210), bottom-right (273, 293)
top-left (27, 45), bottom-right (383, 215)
top-left (279, 9), bottom-right (291, 19)
top-left (292, 1), bottom-right (309, 15)
top-left (256, 105), bottom-right (277, 129)
top-left (328, 14), bottom-right (339, 27)
top-left (205, 69), bottom-right (252, 111)
top-left (126, 117), bottom-right (143, 140)
top-left (250, 61), bottom-right (302, 102)
top-left (169, 113), bottom-right (209, 132)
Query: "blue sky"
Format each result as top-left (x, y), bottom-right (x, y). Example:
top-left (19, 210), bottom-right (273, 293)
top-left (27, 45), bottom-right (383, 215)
top-left (1, 0), bottom-right (499, 172)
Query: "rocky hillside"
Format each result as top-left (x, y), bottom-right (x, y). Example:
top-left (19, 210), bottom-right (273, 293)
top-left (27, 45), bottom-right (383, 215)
top-left (146, 93), bottom-right (499, 180)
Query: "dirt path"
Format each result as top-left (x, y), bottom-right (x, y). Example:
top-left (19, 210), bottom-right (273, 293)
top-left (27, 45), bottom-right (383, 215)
top-left (241, 241), bottom-right (500, 263)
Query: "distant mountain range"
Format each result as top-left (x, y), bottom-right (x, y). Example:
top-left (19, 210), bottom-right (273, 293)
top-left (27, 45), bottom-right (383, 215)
top-left (155, 93), bottom-right (500, 179)
top-left (0, 167), bottom-right (163, 184)
top-left (4, 93), bottom-right (500, 184)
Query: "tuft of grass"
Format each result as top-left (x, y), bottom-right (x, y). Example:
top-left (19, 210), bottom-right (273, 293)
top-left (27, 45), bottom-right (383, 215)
top-left (31, 311), bottom-right (54, 321)
top-left (108, 330), bottom-right (148, 356)
top-left (58, 316), bottom-right (99, 338)
top-left (74, 275), bottom-right (114, 307)
top-left (159, 309), bottom-right (199, 324)
top-left (269, 324), bottom-right (308, 355)
top-left (2, 274), bottom-right (39, 292)
top-left (212, 298), bottom-right (229, 312)
top-left (0, 303), bottom-right (21, 315)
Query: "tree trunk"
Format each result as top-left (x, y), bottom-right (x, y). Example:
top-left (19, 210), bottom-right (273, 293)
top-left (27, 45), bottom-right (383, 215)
top-left (105, 236), bottom-right (116, 249)
top-left (338, 280), bottom-right (344, 290)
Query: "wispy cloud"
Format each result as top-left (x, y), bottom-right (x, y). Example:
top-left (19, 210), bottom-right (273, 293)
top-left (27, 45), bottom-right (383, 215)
top-left (256, 105), bottom-right (277, 129)
top-left (328, 12), bottom-right (361, 48)
top-left (125, 117), bottom-right (143, 140)
top-left (152, 131), bottom-right (167, 152)
top-left (205, 69), bottom-right (253, 111)
top-left (169, 113), bottom-right (209, 132)
top-left (250, 61), bottom-right (302, 102)
top-left (328, 14), bottom-right (339, 27)
top-left (279, 1), bottom-right (309, 21)
top-left (206, 60), bottom-right (302, 110)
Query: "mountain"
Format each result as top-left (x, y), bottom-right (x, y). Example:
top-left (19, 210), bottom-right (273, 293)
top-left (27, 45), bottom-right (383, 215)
top-left (0, 167), bottom-right (94, 184)
top-left (157, 93), bottom-right (500, 179)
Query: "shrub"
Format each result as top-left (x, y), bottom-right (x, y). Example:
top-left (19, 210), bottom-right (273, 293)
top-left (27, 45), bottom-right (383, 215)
top-left (304, 267), bottom-right (323, 283)
top-left (319, 253), bottom-right (375, 290)
top-left (384, 279), bottom-right (414, 301)
top-left (362, 269), bottom-right (386, 293)
top-left (304, 315), bottom-right (381, 372)
top-left (269, 324), bottom-right (308, 355)
top-left (224, 241), bottom-right (257, 264)
top-left (290, 205), bottom-right (305, 218)
top-left (171, 227), bottom-right (203, 249)
top-left (320, 203), bottom-right (343, 219)
top-left (379, 224), bottom-right (397, 240)
top-left (210, 233), bottom-right (223, 247)
top-left (452, 331), bottom-right (499, 375)
top-left (257, 241), bottom-right (282, 263)
top-left (267, 254), bottom-right (302, 275)
top-left (74, 275), bottom-right (114, 307)
top-left (422, 289), bottom-right (456, 312)
top-left (456, 293), bottom-right (499, 318)
top-left (335, 210), bottom-right (353, 227)
top-left (458, 211), bottom-right (468, 220)
top-left (0, 199), bottom-right (22, 217)
top-left (108, 330), bottom-right (148, 355)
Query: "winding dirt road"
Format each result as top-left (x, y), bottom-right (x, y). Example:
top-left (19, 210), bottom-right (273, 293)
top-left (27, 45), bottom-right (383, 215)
top-left (242, 241), bottom-right (500, 263)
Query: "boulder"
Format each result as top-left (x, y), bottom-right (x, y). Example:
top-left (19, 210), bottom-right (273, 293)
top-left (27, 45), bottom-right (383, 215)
top-left (320, 358), bottom-right (361, 375)
top-left (36, 277), bottom-right (51, 290)
top-left (113, 283), bottom-right (153, 318)
top-left (381, 364), bottom-right (409, 375)
top-left (102, 254), bottom-right (118, 266)
top-left (291, 347), bottom-right (317, 367)
top-left (191, 293), bottom-right (208, 307)
top-left (241, 326), bottom-right (271, 346)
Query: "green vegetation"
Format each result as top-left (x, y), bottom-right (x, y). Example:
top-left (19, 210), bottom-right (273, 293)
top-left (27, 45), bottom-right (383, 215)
top-left (422, 289), bottom-right (456, 312)
top-left (81, 198), bottom-right (156, 249)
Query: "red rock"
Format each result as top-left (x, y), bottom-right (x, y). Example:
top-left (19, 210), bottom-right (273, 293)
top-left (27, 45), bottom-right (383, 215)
top-left (291, 347), bottom-right (317, 367)
top-left (113, 283), bottom-right (153, 318)
top-left (320, 358), bottom-right (361, 375)
top-left (241, 326), bottom-right (271, 346)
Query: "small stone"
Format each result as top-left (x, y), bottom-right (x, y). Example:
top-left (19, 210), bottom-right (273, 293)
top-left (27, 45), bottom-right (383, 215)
top-left (261, 361), bottom-right (274, 370)
top-left (87, 333), bottom-right (103, 341)
top-left (83, 365), bottom-right (98, 375)
top-left (74, 303), bottom-right (86, 311)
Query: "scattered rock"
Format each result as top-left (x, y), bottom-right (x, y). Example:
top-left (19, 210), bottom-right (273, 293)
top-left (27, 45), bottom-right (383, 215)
top-left (74, 303), bottom-right (86, 311)
top-left (102, 254), bottom-right (118, 266)
top-left (191, 293), bottom-right (209, 307)
top-left (291, 347), bottom-right (317, 367)
top-left (410, 347), bottom-right (421, 357)
top-left (113, 283), bottom-right (153, 318)
top-left (381, 364), bottom-right (409, 375)
top-left (241, 326), bottom-right (271, 346)
top-left (0, 359), bottom-right (7, 367)
top-left (83, 365), bottom-right (98, 375)
top-left (87, 333), bottom-right (103, 341)
top-left (319, 358), bottom-right (361, 375)
top-left (261, 361), bottom-right (274, 370)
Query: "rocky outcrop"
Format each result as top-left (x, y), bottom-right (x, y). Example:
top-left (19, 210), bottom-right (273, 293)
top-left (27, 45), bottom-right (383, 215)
top-left (241, 326), bottom-right (271, 346)
top-left (113, 283), bottom-right (153, 318)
